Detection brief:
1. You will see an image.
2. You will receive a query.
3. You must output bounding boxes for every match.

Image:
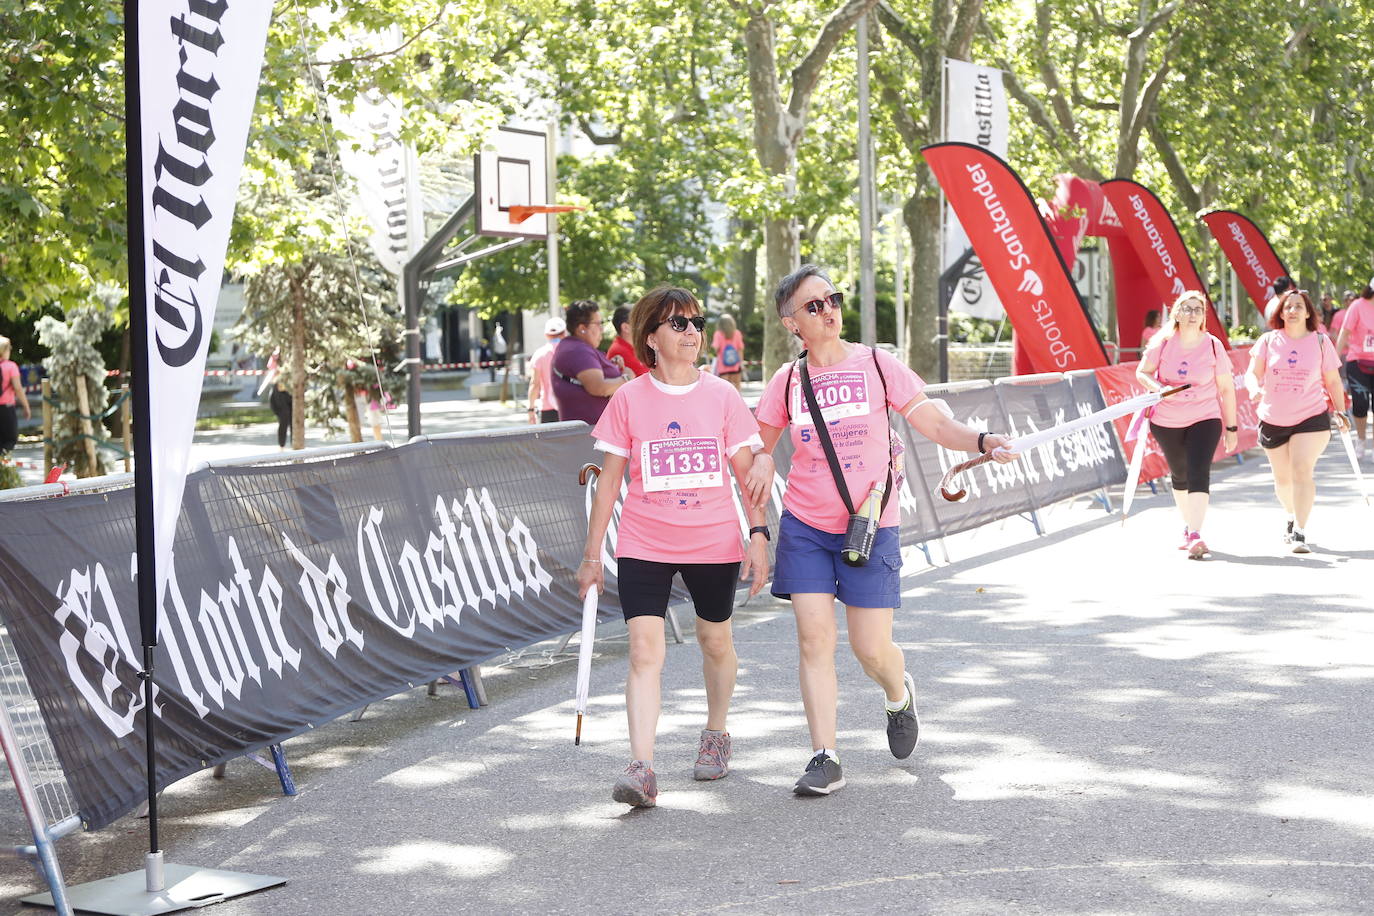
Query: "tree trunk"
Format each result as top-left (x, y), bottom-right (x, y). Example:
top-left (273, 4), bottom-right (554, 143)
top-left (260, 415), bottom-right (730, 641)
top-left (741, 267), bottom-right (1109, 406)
top-left (737, 219), bottom-right (758, 326)
top-left (904, 193), bottom-right (942, 378)
top-left (291, 274), bottom-right (307, 451)
top-left (762, 213), bottom-right (801, 374)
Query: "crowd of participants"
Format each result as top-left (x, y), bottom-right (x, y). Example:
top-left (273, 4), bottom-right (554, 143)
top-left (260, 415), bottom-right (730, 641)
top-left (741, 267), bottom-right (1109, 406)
top-left (1136, 276), bottom-right (1370, 558)
top-left (518, 265), bottom-right (1369, 810)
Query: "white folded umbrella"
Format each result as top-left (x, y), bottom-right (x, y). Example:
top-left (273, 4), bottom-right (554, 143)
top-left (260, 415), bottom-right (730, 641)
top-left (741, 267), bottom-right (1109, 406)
top-left (575, 584), bottom-right (598, 745)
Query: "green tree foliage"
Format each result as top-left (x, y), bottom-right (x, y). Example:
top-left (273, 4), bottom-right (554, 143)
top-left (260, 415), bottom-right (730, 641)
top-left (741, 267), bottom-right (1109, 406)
top-left (36, 300), bottom-right (112, 477)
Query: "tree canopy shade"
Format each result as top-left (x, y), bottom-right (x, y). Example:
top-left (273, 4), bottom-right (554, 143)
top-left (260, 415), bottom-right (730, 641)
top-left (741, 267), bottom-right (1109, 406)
top-left (3, 0), bottom-right (1372, 359)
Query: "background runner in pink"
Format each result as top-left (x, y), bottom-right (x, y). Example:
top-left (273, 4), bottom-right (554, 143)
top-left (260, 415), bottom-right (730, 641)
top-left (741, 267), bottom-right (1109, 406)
top-left (1142, 332), bottom-right (1227, 427)
top-left (1249, 328), bottom-right (1340, 425)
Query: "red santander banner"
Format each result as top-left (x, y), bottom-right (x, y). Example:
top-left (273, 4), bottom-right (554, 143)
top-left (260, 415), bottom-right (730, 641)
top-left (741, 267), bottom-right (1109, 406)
top-left (1101, 179), bottom-right (1229, 346)
top-left (923, 143), bottom-right (1109, 373)
top-left (1094, 354), bottom-right (1260, 485)
top-left (1200, 210), bottom-right (1288, 320)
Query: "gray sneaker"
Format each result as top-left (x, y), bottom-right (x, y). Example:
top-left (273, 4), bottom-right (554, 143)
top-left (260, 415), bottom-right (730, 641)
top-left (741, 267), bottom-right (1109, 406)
top-left (611, 760), bottom-right (657, 807)
top-left (693, 729), bottom-right (732, 781)
top-left (793, 752), bottom-right (845, 796)
top-left (886, 671), bottom-right (920, 759)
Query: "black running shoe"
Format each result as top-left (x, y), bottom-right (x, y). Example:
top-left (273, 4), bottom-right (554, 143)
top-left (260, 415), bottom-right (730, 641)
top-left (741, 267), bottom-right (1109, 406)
top-left (885, 671), bottom-right (920, 759)
top-left (1291, 531), bottom-right (1310, 554)
top-left (1284, 520), bottom-right (1294, 544)
top-left (793, 752), bottom-right (845, 796)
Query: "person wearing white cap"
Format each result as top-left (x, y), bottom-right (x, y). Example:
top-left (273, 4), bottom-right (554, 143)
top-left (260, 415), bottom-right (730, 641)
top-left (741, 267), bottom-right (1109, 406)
top-left (527, 316), bottom-right (567, 424)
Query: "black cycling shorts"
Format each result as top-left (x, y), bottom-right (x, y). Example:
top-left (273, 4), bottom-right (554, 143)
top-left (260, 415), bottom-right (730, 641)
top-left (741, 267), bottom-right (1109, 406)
top-left (1258, 412), bottom-right (1330, 449)
top-left (616, 557), bottom-right (740, 624)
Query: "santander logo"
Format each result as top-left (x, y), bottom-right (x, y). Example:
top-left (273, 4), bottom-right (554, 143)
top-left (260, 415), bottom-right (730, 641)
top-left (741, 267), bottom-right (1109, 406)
top-left (1017, 270), bottom-right (1044, 296)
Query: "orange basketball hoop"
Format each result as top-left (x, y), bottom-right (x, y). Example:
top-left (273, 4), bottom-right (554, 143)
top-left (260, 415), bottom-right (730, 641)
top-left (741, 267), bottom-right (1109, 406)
top-left (508, 204), bottom-right (583, 224)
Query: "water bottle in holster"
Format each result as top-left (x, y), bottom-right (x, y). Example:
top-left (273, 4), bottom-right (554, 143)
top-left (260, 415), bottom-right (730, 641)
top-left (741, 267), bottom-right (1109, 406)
top-left (842, 480), bottom-right (886, 567)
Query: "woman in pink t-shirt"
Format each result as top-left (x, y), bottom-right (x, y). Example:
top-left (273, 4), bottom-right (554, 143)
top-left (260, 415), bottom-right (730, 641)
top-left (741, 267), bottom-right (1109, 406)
top-left (1335, 282), bottom-right (1374, 457)
top-left (578, 286), bottom-right (769, 808)
top-left (744, 264), bottom-right (1014, 798)
top-left (711, 313), bottom-right (745, 390)
top-left (0, 336), bottom-right (33, 454)
top-left (1135, 291), bottom-right (1238, 559)
top-left (1246, 289), bottom-right (1344, 553)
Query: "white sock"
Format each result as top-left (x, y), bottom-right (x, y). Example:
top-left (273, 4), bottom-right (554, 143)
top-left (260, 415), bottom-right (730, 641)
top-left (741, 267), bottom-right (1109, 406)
top-left (1293, 526), bottom-right (1305, 537)
top-left (884, 686), bottom-right (911, 712)
top-left (813, 747), bottom-right (838, 763)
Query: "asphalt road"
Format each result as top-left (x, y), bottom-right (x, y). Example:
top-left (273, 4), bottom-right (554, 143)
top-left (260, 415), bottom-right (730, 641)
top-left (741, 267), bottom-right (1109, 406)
top-left (1, 434), bottom-right (1371, 915)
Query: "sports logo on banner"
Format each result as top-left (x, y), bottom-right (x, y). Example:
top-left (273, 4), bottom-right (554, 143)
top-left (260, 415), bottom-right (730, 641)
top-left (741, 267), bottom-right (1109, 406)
top-left (139, 1), bottom-right (274, 608)
top-left (1200, 210), bottom-right (1289, 320)
top-left (941, 59), bottom-right (1008, 320)
top-left (922, 143), bottom-right (1109, 374)
top-left (1100, 179), bottom-right (1229, 344)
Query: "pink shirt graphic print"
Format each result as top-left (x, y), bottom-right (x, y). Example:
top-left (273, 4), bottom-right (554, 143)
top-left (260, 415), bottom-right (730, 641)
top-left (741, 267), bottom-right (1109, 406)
top-left (757, 346), bottom-right (923, 534)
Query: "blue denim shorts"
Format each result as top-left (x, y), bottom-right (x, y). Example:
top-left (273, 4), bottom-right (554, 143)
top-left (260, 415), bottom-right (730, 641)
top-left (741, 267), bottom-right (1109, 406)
top-left (771, 510), bottom-right (903, 609)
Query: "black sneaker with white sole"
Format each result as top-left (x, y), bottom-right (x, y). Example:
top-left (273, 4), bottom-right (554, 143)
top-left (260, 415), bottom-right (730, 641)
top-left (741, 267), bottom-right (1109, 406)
top-left (1291, 531), bottom-right (1310, 554)
top-left (793, 752), bottom-right (845, 796)
top-left (885, 671), bottom-right (920, 759)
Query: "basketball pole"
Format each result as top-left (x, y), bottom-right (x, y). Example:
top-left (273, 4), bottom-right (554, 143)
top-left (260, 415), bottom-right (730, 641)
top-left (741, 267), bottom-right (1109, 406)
top-left (546, 119), bottom-right (560, 318)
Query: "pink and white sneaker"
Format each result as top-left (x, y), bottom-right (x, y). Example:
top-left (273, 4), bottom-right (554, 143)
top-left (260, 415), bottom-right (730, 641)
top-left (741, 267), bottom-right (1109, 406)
top-left (1187, 536), bottom-right (1210, 560)
top-left (612, 760), bottom-right (657, 807)
top-left (1178, 527), bottom-right (1195, 550)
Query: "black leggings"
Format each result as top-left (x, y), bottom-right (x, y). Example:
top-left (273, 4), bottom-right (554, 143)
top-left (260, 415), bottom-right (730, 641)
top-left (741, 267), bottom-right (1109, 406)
top-left (1150, 418), bottom-right (1222, 494)
top-left (1346, 361), bottom-right (1374, 418)
top-left (0, 404), bottom-right (16, 453)
top-left (269, 388), bottom-right (292, 448)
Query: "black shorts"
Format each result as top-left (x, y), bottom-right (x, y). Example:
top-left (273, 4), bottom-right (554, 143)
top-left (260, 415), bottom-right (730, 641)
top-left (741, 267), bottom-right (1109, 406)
top-left (1259, 412), bottom-right (1331, 449)
top-left (616, 557), bottom-right (740, 624)
top-left (538, 409), bottom-right (559, 423)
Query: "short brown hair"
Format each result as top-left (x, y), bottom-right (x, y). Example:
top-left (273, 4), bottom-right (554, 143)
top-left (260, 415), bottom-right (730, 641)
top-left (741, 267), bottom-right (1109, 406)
top-left (630, 286), bottom-right (700, 369)
top-left (1267, 289), bottom-right (1317, 331)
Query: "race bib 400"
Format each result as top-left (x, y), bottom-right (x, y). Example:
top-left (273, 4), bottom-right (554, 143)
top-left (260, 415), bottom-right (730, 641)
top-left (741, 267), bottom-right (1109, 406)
top-left (790, 371), bottom-right (870, 425)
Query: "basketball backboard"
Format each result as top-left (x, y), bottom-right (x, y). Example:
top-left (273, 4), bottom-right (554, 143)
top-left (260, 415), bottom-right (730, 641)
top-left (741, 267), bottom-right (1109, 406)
top-left (475, 126), bottom-right (549, 240)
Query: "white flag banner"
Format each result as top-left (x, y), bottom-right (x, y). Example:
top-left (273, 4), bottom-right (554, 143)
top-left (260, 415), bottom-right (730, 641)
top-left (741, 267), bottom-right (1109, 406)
top-left (140, 1), bottom-right (273, 607)
top-left (942, 59), bottom-right (1009, 320)
top-left (332, 88), bottom-right (424, 275)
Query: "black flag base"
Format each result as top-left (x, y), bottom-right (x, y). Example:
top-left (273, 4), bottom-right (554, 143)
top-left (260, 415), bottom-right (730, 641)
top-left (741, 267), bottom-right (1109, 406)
top-left (22, 855), bottom-right (285, 916)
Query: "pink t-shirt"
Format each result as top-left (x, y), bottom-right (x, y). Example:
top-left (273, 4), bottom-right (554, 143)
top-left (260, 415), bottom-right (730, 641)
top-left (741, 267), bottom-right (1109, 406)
top-left (1250, 329), bottom-right (1340, 426)
top-left (1342, 297), bottom-right (1374, 363)
top-left (592, 372), bottom-right (762, 564)
top-left (756, 346), bottom-right (923, 534)
top-left (529, 340), bottom-right (559, 413)
top-left (712, 330), bottom-right (745, 375)
top-left (1142, 332), bottom-right (1226, 428)
top-left (0, 361), bottom-right (18, 407)
top-left (1140, 326), bottom-right (1159, 350)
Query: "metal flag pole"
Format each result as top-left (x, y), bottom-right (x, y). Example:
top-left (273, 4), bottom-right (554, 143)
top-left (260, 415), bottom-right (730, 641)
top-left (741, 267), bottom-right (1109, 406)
top-left (121, 1), bottom-right (165, 889)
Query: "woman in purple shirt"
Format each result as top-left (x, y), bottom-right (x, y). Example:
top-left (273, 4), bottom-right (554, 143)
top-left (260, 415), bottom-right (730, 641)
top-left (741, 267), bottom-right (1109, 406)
top-left (552, 299), bottom-right (633, 424)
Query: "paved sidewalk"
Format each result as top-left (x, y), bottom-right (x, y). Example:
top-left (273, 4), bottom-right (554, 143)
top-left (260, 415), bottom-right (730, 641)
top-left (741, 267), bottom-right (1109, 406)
top-left (1, 441), bottom-right (1370, 914)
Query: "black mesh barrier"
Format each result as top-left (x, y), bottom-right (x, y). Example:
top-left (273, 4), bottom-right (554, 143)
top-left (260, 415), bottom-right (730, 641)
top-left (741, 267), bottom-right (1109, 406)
top-left (0, 378), bottom-right (1125, 830)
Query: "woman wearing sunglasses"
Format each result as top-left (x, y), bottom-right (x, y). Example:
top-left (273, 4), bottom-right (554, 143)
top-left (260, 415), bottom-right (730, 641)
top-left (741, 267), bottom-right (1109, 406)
top-left (746, 264), bottom-right (1014, 797)
top-left (578, 286), bottom-right (771, 808)
top-left (1135, 290), bottom-right (1239, 559)
top-left (1246, 288), bottom-right (1344, 553)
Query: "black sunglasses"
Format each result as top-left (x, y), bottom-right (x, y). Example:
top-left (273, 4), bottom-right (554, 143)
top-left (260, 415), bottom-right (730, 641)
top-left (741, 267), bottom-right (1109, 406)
top-left (655, 314), bottom-right (706, 333)
top-left (795, 292), bottom-right (844, 315)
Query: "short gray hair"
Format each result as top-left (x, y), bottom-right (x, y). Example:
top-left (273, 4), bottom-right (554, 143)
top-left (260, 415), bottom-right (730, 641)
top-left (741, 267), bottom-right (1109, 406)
top-left (773, 264), bottom-right (832, 318)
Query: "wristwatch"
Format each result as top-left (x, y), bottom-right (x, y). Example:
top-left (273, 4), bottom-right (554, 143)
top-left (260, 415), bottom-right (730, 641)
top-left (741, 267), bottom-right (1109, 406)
top-left (1225, 425), bottom-right (1238, 432)
top-left (749, 526), bottom-right (771, 541)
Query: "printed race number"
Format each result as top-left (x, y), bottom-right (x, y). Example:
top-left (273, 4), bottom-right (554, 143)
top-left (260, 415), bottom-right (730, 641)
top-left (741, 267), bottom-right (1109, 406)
top-left (789, 370), bottom-right (871, 425)
top-left (641, 437), bottom-right (724, 492)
